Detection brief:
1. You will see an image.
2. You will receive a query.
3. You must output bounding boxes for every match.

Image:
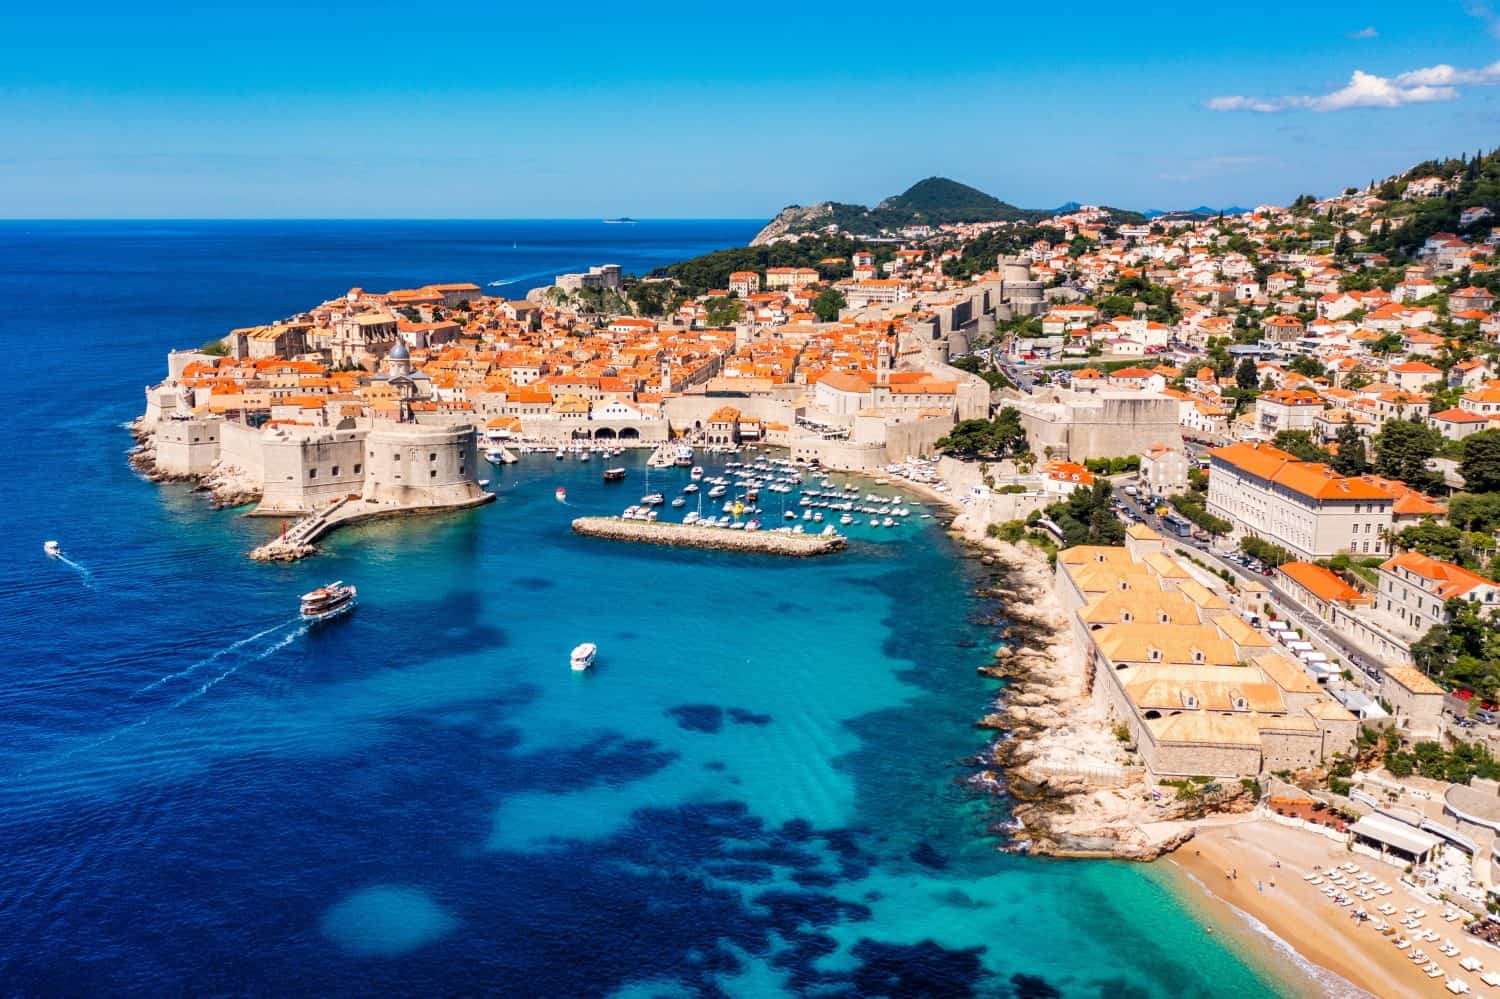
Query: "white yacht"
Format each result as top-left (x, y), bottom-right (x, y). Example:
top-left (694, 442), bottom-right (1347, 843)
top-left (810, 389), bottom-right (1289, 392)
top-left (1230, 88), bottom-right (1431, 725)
top-left (43, 540), bottom-right (60, 557)
top-left (300, 581), bottom-right (357, 622)
top-left (570, 642), bottom-right (597, 671)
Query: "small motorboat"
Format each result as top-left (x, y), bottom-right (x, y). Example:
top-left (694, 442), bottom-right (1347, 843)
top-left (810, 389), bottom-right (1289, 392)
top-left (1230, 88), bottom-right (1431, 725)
top-left (641, 492), bottom-right (665, 506)
top-left (43, 540), bottom-right (60, 557)
top-left (300, 581), bottom-right (357, 622)
top-left (555, 487), bottom-right (567, 502)
top-left (671, 497), bottom-right (686, 508)
top-left (554, 450), bottom-right (566, 460)
top-left (570, 642), bottom-right (597, 672)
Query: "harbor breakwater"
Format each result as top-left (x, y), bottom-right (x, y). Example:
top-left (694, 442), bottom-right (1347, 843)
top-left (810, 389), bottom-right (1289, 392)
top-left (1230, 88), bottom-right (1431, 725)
top-left (571, 516), bottom-right (846, 556)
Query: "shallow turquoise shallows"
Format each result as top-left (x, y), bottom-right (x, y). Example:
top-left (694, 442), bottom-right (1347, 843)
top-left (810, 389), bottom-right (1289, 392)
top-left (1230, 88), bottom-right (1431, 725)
top-left (0, 221), bottom-right (1290, 996)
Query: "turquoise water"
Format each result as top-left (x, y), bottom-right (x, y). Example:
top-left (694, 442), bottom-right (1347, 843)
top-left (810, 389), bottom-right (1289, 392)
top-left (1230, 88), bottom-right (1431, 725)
top-left (0, 221), bottom-right (1291, 995)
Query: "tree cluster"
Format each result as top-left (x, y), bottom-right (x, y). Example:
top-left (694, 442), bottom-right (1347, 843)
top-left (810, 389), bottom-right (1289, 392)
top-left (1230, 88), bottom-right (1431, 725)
top-left (1046, 481), bottom-right (1126, 547)
top-left (934, 407), bottom-right (1030, 460)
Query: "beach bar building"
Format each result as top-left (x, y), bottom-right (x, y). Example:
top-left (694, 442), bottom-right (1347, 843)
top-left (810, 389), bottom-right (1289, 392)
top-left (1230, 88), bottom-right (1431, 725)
top-left (1348, 813), bottom-right (1441, 866)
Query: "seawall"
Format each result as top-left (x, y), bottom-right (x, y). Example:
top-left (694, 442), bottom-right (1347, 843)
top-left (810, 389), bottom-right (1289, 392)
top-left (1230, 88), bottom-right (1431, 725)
top-left (571, 517), bottom-right (845, 556)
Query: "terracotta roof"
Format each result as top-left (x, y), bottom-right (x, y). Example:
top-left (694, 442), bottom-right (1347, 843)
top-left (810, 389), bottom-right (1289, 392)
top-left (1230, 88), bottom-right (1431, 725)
top-left (1380, 552), bottom-right (1498, 599)
top-left (1210, 442), bottom-right (1394, 501)
top-left (1277, 562), bottom-right (1367, 605)
top-left (1384, 664), bottom-right (1444, 695)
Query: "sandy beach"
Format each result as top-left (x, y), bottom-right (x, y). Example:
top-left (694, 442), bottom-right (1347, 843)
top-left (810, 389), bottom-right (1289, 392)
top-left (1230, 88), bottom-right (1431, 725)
top-left (1166, 820), bottom-right (1495, 998)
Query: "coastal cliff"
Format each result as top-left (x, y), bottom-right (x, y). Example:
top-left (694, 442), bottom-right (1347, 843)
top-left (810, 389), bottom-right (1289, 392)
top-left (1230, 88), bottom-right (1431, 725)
top-left (750, 203), bottom-right (842, 246)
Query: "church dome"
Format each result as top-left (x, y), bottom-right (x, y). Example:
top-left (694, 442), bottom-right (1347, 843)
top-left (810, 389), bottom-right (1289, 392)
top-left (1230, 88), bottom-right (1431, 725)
top-left (389, 340), bottom-right (410, 361)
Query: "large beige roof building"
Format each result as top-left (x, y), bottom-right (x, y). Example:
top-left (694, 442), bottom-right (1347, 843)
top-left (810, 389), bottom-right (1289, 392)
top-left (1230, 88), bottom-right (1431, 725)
top-left (1056, 541), bottom-right (1357, 779)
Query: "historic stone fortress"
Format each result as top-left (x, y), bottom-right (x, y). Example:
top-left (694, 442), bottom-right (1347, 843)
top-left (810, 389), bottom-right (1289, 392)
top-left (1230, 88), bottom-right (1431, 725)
top-left (137, 251), bottom-right (1017, 504)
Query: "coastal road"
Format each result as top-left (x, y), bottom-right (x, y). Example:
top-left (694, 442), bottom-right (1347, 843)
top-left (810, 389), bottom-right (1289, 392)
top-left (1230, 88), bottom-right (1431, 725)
top-left (1112, 489), bottom-right (1385, 691)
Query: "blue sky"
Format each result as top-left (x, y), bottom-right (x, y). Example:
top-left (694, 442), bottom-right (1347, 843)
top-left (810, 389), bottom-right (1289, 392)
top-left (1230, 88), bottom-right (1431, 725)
top-left (2, 1), bottom-right (1498, 218)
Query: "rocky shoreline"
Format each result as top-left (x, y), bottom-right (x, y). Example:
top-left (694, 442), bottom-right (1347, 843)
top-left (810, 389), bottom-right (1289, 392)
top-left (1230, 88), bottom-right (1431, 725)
top-left (917, 484), bottom-right (1251, 861)
top-left (127, 421), bottom-right (261, 509)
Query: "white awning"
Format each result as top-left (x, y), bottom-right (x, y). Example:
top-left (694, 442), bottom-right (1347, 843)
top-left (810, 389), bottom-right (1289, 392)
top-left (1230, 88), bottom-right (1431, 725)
top-left (1351, 813), bottom-right (1441, 857)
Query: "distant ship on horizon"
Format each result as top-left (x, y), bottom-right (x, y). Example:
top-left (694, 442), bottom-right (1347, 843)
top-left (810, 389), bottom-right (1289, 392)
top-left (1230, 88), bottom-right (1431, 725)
top-left (601, 217), bottom-right (637, 224)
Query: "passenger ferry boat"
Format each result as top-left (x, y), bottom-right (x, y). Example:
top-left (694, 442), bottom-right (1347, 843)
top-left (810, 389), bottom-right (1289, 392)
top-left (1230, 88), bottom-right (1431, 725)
top-left (300, 581), bottom-right (357, 622)
top-left (603, 467), bottom-right (626, 482)
top-left (570, 642), bottom-right (597, 671)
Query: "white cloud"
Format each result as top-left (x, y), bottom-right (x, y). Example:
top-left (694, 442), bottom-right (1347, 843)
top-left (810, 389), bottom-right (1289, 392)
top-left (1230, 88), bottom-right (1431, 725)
top-left (1206, 61), bottom-right (1500, 112)
top-left (1467, 2), bottom-right (1500, 38)
top-left (1348, 26), bottom-right (1378, 39)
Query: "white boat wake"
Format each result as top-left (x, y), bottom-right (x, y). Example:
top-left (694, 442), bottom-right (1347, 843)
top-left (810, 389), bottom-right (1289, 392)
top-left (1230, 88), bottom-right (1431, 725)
top-left (487, 268), bottom-right (559, 288)
top-left (47, 546), bottom-right (96, 589)
top-left (12, 622), bottom-right (308, 780)
top-left (137, 618), bottom-right (298, 693)
top-left (171, 625), bottom-right (306, 708)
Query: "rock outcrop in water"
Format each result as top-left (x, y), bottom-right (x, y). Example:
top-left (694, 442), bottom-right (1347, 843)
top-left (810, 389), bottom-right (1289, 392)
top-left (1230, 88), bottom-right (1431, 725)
top-left (128, 420), bottom-right (262, 509)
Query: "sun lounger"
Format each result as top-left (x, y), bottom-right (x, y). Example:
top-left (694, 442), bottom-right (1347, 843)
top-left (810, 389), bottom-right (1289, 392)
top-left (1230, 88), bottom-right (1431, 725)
top-left (1397, 938), bottom-right (1411, 949)
top-left (1444, 978), bottom-right (1469, 995)
top-left (1429, 965), bottom-right (1447, 978)
top-left (1461, 956), bottom-right (1483, 973)
top-left (1480, 971), bottom-right (1500, 987)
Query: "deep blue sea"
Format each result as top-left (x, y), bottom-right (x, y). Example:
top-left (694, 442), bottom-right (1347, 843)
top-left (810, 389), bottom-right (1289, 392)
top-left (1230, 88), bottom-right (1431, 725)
top-left (0, 221), bottom-right (1293, 997)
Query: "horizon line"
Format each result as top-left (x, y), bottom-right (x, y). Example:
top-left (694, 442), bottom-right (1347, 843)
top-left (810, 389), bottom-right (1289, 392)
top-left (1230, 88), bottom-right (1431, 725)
top-left (0, 216), bottom-right (774, 224)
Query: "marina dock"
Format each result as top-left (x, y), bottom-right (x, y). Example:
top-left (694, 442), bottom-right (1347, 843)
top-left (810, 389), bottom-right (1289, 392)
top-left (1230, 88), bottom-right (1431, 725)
top-left (571, 516), bottom-right (846, 556)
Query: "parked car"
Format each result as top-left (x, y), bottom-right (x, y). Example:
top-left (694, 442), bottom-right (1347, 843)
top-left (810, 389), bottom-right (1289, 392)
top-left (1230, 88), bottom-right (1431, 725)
top-left (1477, 709), bottom-right (1497, 725)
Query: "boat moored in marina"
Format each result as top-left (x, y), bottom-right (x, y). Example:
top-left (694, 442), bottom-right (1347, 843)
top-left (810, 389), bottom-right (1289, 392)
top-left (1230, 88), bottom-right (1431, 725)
top-left (570, 642), bottom-right (597, 671)
top-left (300, 581), bottom-right (357, 622)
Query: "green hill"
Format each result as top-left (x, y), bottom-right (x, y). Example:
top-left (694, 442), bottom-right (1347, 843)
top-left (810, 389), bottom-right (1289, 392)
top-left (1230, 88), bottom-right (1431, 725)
top-left (750, 177), bottom-right (1047, 243)
top-left (874, 177), bottom-right (1037, 225)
